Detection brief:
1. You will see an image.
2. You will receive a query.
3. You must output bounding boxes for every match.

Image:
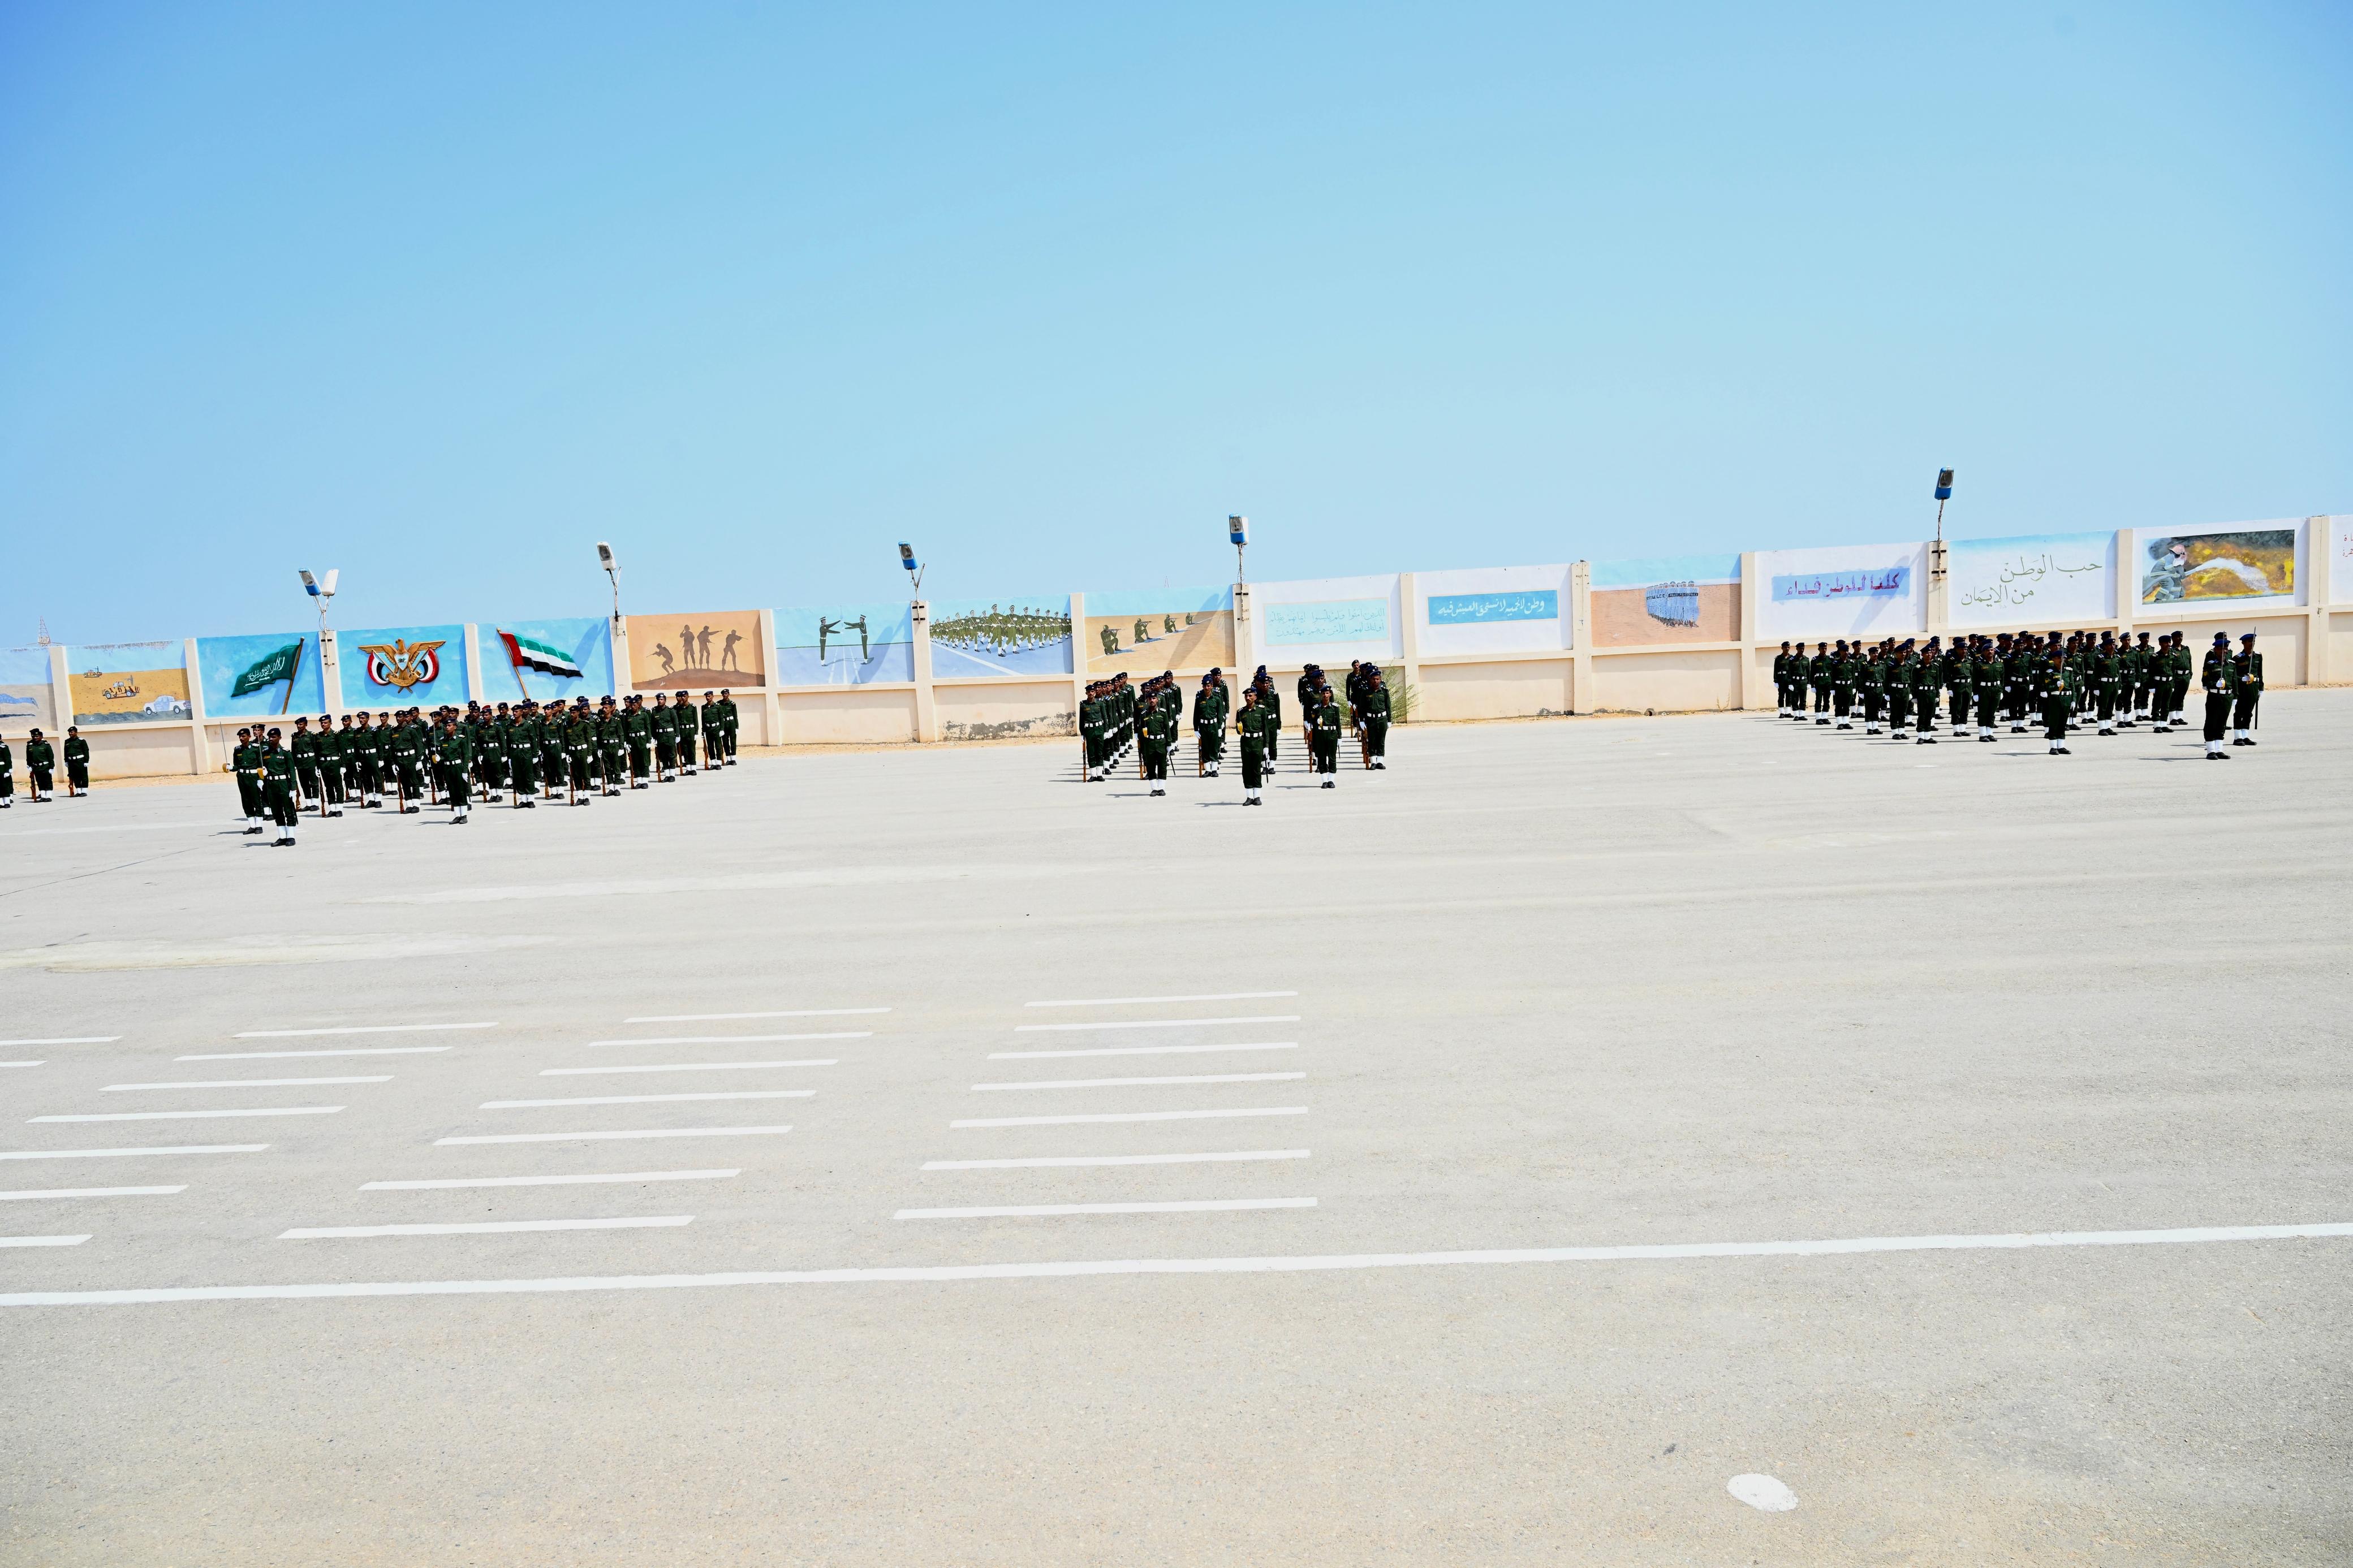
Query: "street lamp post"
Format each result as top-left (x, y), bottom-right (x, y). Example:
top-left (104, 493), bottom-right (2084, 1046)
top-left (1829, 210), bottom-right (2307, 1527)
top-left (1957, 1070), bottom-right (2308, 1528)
top-left (299, 568), bottom-right (339, 710)
top-left (1930, 469), bottom-right (1955, 582)
top-left (1229, 515), bottom-right (1249, 584)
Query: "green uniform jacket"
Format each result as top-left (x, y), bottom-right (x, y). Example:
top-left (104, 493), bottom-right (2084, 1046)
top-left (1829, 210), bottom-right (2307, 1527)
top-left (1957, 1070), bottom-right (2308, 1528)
top-left (26, 738), bottom-right (55, 771)
top-left (63, 736), bottom-right (90, 767)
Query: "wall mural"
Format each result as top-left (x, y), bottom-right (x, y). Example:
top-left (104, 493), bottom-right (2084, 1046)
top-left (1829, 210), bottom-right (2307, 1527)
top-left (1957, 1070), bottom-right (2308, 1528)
top-left (627, 610), bottom-right (766, 692)
top-left (196, 631), bottom-right (326, 718)
top-left (1251, 574), bottom-right (1402, 666)
top-left (2136, 524), bottom-right (2298, 606)
top-left (67, 641), bottom-right (191, 725)
top-left (486, 617), bottom-right (617, 704)
top-left (775, 603), bottom-right (912, 686)
top-left (1081, 588), bottom-right (1234, 675)
top-left (1755, 543), bottom-right (1927, 639)
top-left (926, 596), bottom-right (1073, 677)
top-left (337, 623), bottom-right (469, 711)
top-left (1591, 555), bottom-right (1740, 646)
top-left (1947, 532), bottom-right (2113, 626)
top-left (0, 646), bottom-right (55, 733)
top-left (1415, 564), bottom-right (1572, 655)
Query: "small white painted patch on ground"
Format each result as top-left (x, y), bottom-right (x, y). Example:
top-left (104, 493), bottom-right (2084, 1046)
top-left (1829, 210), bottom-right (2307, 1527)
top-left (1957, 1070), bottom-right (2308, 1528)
top-left (0, 938), bottom-right (549, 973)
top-left (1727, 1474), bottom-right (1798, 1512)
top-left (1024, 991), bottom-right (1299, 1008)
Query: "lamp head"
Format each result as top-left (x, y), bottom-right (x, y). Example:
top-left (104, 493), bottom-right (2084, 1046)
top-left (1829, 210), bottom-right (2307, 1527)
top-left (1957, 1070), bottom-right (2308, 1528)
top-left (898, 542), bottom-right (918, 574)
top-left (1934, 468), bottom-right (1955, 501)
top-left (597, 542), bottom-right (615, 571)
top-left (1229, 515), bottom-right (1248, 546)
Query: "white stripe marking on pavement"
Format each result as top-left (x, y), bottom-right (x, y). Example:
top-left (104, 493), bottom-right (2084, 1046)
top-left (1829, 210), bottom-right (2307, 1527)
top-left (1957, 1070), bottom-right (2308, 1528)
top-left (1024, 992), bottom-right (1298, 1008)
top-left (234, 1023), bottom-right (495, 1038)
top-left (9, 1221), bottom-right (2347, 1306)
top-left (434, 1126), bottom-right (792, 1146)
top-left (587, 1033), bottom-right (870, 1047)
top-left (0, 1186), bottom-right (186, 1201)
top-left (540, 1060), bottom-right (837, 1076)
top-left (623, 1009), bottom-right (889, 1021)
top-left (953, 1107), bottom-right (1308, 1129)
top-left (923, 1150), bottom-right (1311, 1171)
top-left (0, 1037), bottom-right (119, 1046)
top-left (1012, 1016), bottom-right (1299, 1034)
top-left (178, 1047), bottom-right (451, 1061)
top-left (31, 1107), bottom-right (343, 1124)
top-left (480, 1091), bottom-right (815, 1109)
top-left (105, 1077), bottom-right (390, 1091)
top-left (0, 1234), bottom-right (89, 1249)
top-left (0, 1144), bottom-right (268, 1161)
top-left (990, 1042), bottom-right (1297, 1061)
top-left (0, 1062), bottom-right (44, 1069)
top-left (898, 1198), bottom-right (1317, 1219)
top-left (281, 1217), bottom-right (693, 1239)
top-left (361, 1171), bottom-right (738, 1191)
top-left (972, 1073), bottom-right (1305, 1092)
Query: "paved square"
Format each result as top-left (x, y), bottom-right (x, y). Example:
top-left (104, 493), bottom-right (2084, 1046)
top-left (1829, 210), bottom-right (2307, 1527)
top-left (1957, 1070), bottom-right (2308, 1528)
top-left (3, 697), bottom-right (2348, 1563)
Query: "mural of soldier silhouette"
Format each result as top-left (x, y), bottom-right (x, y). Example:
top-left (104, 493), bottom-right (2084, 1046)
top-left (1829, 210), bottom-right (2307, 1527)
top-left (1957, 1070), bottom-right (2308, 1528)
top-left (775, 603), bottom-right (913, 685)
top-left (1083, 589), bottom-right (1232, 676)
top-left (626, 609), bottom-right (766, 692)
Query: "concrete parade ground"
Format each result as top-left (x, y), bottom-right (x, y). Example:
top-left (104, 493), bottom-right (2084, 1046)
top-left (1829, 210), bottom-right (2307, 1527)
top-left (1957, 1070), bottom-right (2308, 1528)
top-left (2, 693), bottom-right (2348, 1565)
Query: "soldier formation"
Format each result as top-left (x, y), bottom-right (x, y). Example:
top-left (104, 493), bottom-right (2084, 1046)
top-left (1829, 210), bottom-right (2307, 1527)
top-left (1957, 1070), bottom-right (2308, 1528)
top-left (1080, 662), bottom-right (1393, 804)
top-left (0, 725), bottom-right (90, 808)
top-left (223, 689), bottom-right (743, 845)
top-left (1771, 629), bottom-right (2264, 758)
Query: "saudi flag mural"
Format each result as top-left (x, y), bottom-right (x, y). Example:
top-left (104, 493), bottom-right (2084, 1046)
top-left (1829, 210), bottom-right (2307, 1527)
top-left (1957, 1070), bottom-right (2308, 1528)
top-left (482, 617), bottom-right (613, 702)
top-left (197, 632), bottom-right (325, 718)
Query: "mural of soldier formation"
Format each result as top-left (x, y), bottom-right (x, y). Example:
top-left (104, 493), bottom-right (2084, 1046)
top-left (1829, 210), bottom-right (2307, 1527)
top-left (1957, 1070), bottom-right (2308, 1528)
top-left (218, 690), bottom-right (743, 845)
top-left (1771, 629), bottom-right (2265, 759)
top-left (1078, 660), bottom-right (1393, 805)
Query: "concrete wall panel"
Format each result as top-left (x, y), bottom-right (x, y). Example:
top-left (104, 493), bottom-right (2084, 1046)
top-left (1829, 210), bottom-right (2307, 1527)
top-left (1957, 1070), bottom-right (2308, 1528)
top-left (1416, 658), bottom-right (1571, 721)
top-left (1590, 649), bottom-right (1743, 712)
top-left (935, 680), bottom-right (1074, 741)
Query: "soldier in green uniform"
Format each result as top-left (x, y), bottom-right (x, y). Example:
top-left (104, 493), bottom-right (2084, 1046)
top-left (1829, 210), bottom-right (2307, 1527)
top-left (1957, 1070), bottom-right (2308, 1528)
top-left (536, 701), bottom-right (566, 798)
top-left (596, 697), bottom-right (625, 796)
top-left (675, 689), bottom-right (700, 775)
top-left (565, 701), bottom-right (598, 802)
top-left (2035, 649), bottom-right (2071, 755)
top-left (389, 709), bottom-right (425, 812)
top-left (259, 728), bottom-right (300, 844)
top-left (622, 694), bottom-right (653, 787)
top-left (2090, 636), bottom-right (2121, 736)
top-left (1236, 685), bottom-right (1271, 805)
top-left (1137, 686), bottom-right (1175, 796)
top-left (0, 733), bottom-right (13, 808)
top-left (313, 713), bottom-right (347, 815)
top-left (1884, 644), bottom-right (1912, 740)
top-left (477, 705), bottom-right (507, 802)
top-left (1307, 682), bottom-right (1342, 787)
top-left (1971, 638), bottom-right (2002, 741)
top-left (714, 690), bottom-right (740, 765)
top-left (1253, 668), bottom-right (1280, 768)
top-left (2230, 632), bottom-right (2262, 746)
top-left (2199, 632), bottom-right (2234, 759)
top-left (1828, 640), bottom-right (1856, 731)
top-left (62, 727), bottom-right (90, 796)
top-left (24, 728), bottom-right (55, 803)
top-left (508, 702), bottom-right (541, 806)
top-left (289, 716), bottom-right (322, 808)
top-left (1942, 641), bottom-right (1971, 735)
top-left (1357, 667), bottom-right (1391, 769)
top-left (1772, 641), bottom-right (1795, 718)
top-left (437, 714), bottom-right (475, 823)
top-left (650, 693), bottom-right (678, 781)
top-left (230, 726), bottom-right (264, 830)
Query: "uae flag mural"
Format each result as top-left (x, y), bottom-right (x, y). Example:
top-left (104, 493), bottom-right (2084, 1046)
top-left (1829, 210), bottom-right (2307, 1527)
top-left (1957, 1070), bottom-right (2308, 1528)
top-left (484, 619), bottom-right (614, 703)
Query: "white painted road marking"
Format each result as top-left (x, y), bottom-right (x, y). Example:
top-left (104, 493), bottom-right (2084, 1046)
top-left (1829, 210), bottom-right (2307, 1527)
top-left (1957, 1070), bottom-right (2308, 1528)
top-left (0, 1186), bottom-right (186, 1201)
top-left (1728, 1474), bottom-right (1798, 1512)
top-left (989, 1042), bottom-right (1298, 1061)
top-left (972, 1073), bottom-right (1306, 1092)
top-left (104, 1077), bottom-right (391, 1091)
top-left (540, 1060), bottom-right (837, 1076)
top-left (234, 1023), bottom-right (497, 1038)
top-left (0, 1037), bottom-right (120, 1047)
top-left (588, 1033), bottom-right (871, 1047)
top-left (280, 1217), bottom-right (695, 1239)
top-left (1013, 1016), bottom-right (1300, 1034)
top-left (623, 1009), bottom-right (890, 1022)
top-left (923, 1150), bottom-right (1312, 1171)
top-left (953, 1107), bottom-right (1309, 1129)
top-left (0, 1144), bottom-right (268, 1161)
top-left (0, 1062), bottom-right (44, 1069)
top-left (31, 1107), bottom-right (343, 1124)
top-left (897, 1198), bottom-right (1318, 1219)
top-left (1023, 992), bottom-right (1299, 1008)
top-left (8, 1220), bottom-right (2346, 1306)
top-left (435, 1126), bottom-right (792, 1146)
top-left (0, 1235), bottom-right (90, 1249)
top-left (178, 1047), bottom-right (453, 1061)
top-left (362, 1171), bottom-right (739, 1191)
top-left (479, 1091), bottom-right (816, 1109)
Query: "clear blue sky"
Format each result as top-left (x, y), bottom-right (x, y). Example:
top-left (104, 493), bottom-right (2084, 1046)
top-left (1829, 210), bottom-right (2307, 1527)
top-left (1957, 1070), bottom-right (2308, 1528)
top-left (3, 2), bottom-right (2346, 645)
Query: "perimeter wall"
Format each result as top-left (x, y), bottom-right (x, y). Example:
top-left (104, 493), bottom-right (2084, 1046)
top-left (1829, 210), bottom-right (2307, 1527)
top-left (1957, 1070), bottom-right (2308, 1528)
top-left (10, 515), bottom-right (2349, 779)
